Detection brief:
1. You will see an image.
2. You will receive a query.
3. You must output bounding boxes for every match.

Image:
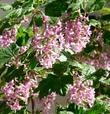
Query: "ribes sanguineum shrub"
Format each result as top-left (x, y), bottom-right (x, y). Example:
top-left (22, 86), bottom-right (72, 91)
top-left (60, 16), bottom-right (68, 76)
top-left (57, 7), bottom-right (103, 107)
top-left (0, 14), bottom-right (95, 113)
top-left (0, 1), bottom-right (110, 113)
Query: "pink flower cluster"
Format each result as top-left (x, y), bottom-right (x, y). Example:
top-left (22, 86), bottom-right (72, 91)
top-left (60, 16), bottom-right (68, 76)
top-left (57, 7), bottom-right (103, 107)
top-left (0, 27), bottom-right (17, 48)
top-left (1, 80), bottom-right (22, 110)
top-left (85, 52), bottom-right (110, 71)
top-left (19, 45), bottom-right (29, 54)
top-left (33, 16), bottom-right (91, 68)
top-left (1, 77), bottom-right (37, 110)
top-left (41, 92), bottom-right (56, 114)
top-left (64, 18), bottom-right (91, 53)
top-left (28, 92), bottom-right (56, 114)
top-left (33, 21), bottom-right (64, 68)
top-left (69, 79), bottom-right (95, 108)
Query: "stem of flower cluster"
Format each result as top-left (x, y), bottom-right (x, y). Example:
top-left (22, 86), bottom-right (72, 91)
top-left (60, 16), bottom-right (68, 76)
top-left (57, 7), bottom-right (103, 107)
top-left (31, 98), bottom-right (34, 114)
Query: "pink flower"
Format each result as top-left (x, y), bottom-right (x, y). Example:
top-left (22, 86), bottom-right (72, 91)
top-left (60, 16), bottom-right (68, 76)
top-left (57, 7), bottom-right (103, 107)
top-left (1, 73), bottom-right (37, 111)
top-left (0, 27), bottom-right (17, 48)
top-left (84, 52), bottom-right (110, 70)
top-left (64, 17), bottom-right (91, 53)
top-left (19, 46), bottom-right (29, 54)
top-left (8, 99), bottom-right (22, 110)
top-left (69, 79), bottom-right (95, 108)
top-left (41, 92), bottom-right (56, 114)
top-left (33, 21), bottom-right (64, 68)
top-left (43, 15), bottom-right (49, 23)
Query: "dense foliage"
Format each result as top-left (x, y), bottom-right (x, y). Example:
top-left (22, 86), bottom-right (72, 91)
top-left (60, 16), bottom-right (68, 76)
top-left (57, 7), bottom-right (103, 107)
top-left (0, 0), bottom-right (110, 114)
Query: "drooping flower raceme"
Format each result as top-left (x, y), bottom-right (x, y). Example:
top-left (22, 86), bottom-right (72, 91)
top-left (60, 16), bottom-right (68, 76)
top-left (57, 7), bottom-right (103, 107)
top-left (19, 45), bottom-right (29, 54)
top-left (0, 27), bottom-right (17, 48)
top-left (63, 18), bottom-right (91, 53)
top-left (1, 75), bottom-right (37, 111)
top-left (33, 21), bottom-right (64, 69)
top-left (1, 14), bottom-right (93, 112)
top-left (28, 92), bottom-right (56, 114)
top-left (1, 80), bottom-right (22, 110)
top-left (33, 15), bottom-right (92, 68)
top-left (41, 92), bottom-right (56, 114)
top-left (69, 79), bottom-right (95, 108)
top-left (85, 52), bottom-right (110, 71)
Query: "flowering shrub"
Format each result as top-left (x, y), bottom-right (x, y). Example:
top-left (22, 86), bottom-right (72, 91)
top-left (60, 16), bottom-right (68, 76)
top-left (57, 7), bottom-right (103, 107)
top-left (0, 0), bottom-right (110, 114)
top-left (69, 79), bottom-right (95, 108)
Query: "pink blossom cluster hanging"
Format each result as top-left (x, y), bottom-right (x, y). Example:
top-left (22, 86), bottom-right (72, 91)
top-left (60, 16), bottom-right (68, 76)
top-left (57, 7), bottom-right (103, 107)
top-left (0, 27), bottom-right (17, 48)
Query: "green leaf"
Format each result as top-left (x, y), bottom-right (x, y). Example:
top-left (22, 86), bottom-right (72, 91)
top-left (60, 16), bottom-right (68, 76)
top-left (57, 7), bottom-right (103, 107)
top-left (103, 22), bottom-right (110, 31)
top-left (68, 0), bottom-right (82, 11)
top-left (99, 7), bottom-right (110, 15)
top-left (90, 69), bottom-right (106, 81)
top-left (103, 30), bottom-right (110, 45)
top-left (34, 15), bottom-right (43, 27)
top-left (36, 74), bottom-right (73, 98)
top-left (89, 19), bottom-right (101, 27)
top-left (29, 57), bottom-right (38, 69)
top-left (100, 77), bottom-right (110, 85)
top-left (28, 52), bottom-right (38, 69)
top-left (16, 8), bottom-right (23, 17)
top-left (58, 54), bottom-right (67, 62)
top-left (70, 11), bottom-right (79, 20)
top-left (0, 3), bottom-right (12, 11)
top-left (45, 0), bottom-right (68, 17)
top-left (49, 17), bottom-right (58, 25)
top-left (0, 44), bottom-right (19, 65)
top-left (5, 8), bottom-right (22, 19)
top-left (101, 14), bottom-right (110, 21)
top-left (16, 27), bottom-right (30, 46)
top-left (58, 111), bottom-right (74, 114)
top-left (67, 103), bottom-right (85, 114)
top-left (85, 102), bottom-right (107, 114)
top-left (0, 101), bottom-right (13, 114)
top-left (83, 41), bottom-right (101, 54)
top-left (21, 0), bottom-right (34, 15)
top-left (0, 65), bottom-right (6, 76)
top-left (86, 0), bottom-right (106, 12)
top-left (53, 62), bottom-right (69, 75)
top-left (96, 95), bottom-right (110, 112)
top-left (1, 65), bottom-right (25, 82)
top-left (89, 69), bottom-right (109, 95)
top-left (70, 61), bottom-right (96, 76)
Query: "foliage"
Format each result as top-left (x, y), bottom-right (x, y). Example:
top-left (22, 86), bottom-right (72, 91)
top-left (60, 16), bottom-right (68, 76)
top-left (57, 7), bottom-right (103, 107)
top-left (0, 44), bottom-right (19, 65)
top-left (0, 0), bottom-right (110, 114)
